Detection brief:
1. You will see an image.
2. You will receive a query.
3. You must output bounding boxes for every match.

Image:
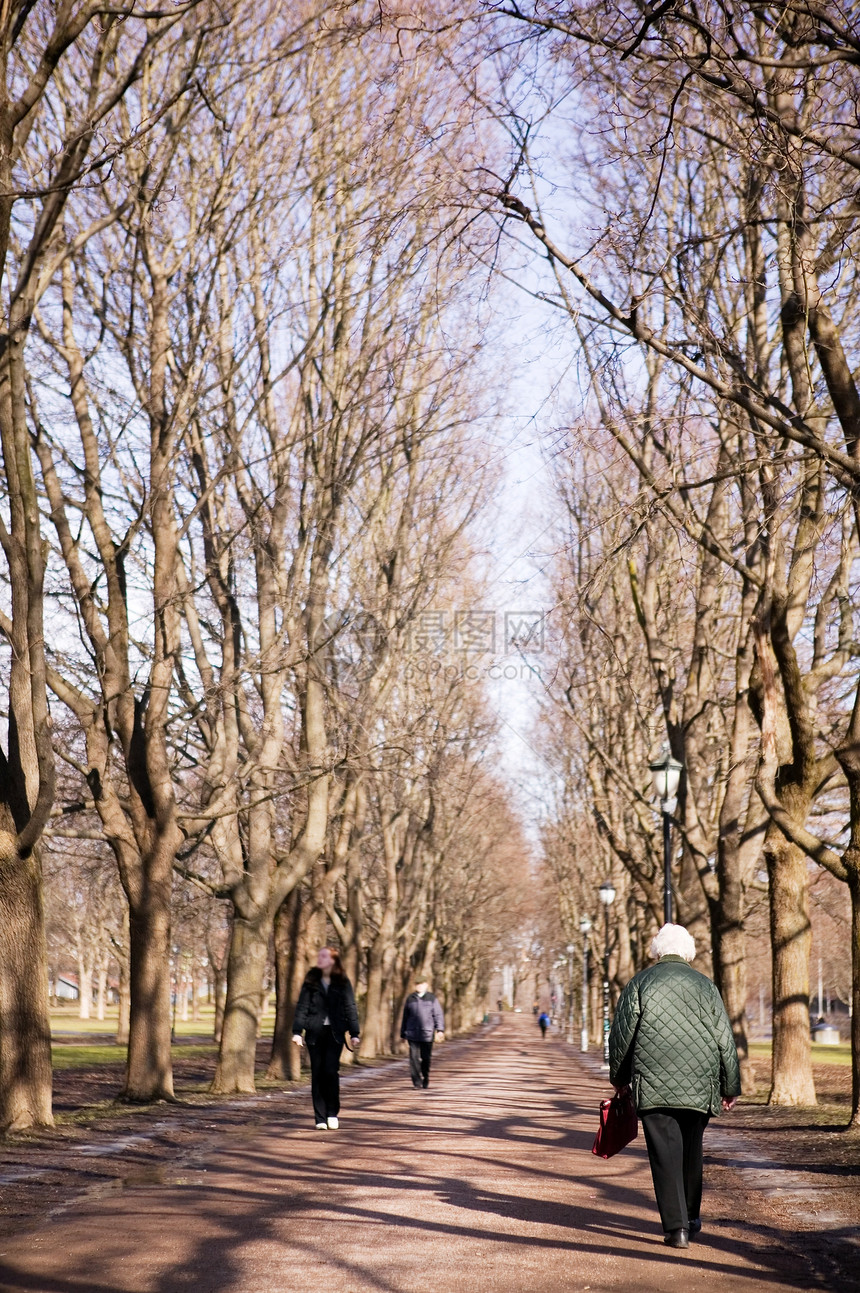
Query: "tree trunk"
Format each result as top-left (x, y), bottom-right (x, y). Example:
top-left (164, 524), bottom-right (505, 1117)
top-left (361, 939), bottom-right (388, 1058)
top-left (463, 975), bottom-right (479, 1031)
top-left (116, 957), bottom-right (130, 1046)
top-left (258, 987), bottom-right (270, 1037)
top-left (0, 287), bottom-right (57, 1131)
top-left (122, 876), bottom-right (175, 1102)
top-left (711, 840), bottom-right (756, 1095)
top-left (0, 835), bottom-right (54, 1130)
top-left (712, 907), bottom-right (754, 1093)
top-left (615, 892), bottom-right (635, 987)
top-left (590, 968), bottom-right (601, 1046)
top-left (362, 930), bottom-right (399, 1060)
top-left (266, 890), bottom-right (304, 1081)
top-left (391, 965), bottom-right (413, 1052)
top-left (212, 913), bottom-right (269, 1094)
top-left (191, 963), bottom-right (201, 1022)
top-left (848, 859), bottom-right (860, 1131)
top-left (451, 975), bottom-right (477, 1034)
top-left (116, 907), bottom-right (130, 1045)
top-left (214, 961), bottom-right (227, 1045)
top-left (767, 838), bottom-right (816, 1105)
top-left (342, 847), bottom-right (363, 987)
top-left (712, 640), bottom-right (759, 1095)
top-left (96, 961), bottom-right (108, 1023)
top-left (77, 958), bottom-right (93, 1020)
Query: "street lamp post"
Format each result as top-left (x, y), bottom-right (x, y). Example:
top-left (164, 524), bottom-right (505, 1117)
top-left (598, 882), bottom-right (616, 1069)
top-left (566, 944), bottom-right (575, 1043)
top-left (649, 746), bottom-right (683, 926)
top-left (579, 916), bottom-right (591, 1052)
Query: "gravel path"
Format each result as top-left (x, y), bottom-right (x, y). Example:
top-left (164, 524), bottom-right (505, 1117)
top-left (0, 1016), bottom-right (849, 1292)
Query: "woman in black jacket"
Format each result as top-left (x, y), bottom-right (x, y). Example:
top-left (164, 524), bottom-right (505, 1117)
top-left (292, 947), bottom-right (360, 1129)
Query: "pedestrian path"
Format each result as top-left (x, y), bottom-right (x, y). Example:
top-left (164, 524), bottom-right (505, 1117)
top-left (0, 1017), bottom-right (822, 1291)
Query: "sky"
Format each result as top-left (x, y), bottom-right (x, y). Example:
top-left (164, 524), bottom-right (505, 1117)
top-left (474, 283), bottom-right (577, 841)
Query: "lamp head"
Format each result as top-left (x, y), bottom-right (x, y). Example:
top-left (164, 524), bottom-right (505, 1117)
top-left (649, 745), bottom-right (683, 802)
top-left (598, 880), bottom-right (616, 907)
top-left (579, 916), bottom-right (592, 934)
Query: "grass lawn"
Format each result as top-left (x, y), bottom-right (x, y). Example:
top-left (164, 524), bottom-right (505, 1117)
top-left (49, 1006), bottom-right (280, 1071)
top-left (50, 1006), bottom-right (276, 1041)
top-left (51, 1043), bottom-right (218, 1070)
top-left (749, 1040), bottom-right (851, 1067)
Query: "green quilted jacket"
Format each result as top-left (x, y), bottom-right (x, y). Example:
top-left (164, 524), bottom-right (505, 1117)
top-left (609, 955), bottom-right (741, 1115)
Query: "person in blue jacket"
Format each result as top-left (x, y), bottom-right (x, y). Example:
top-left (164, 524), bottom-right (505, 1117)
top-left (538, 1010), bottom-right (550, 1037)
top-left (400, 979), bottom-right (445, 1089)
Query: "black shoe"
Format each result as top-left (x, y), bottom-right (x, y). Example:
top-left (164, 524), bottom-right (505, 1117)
top-left (422, 1080), bottom-right (429, 1088)
top-left (664, 1228), bottom-right (689, 1249)
top-left (689, 1219), bottom-right (702, 1237)
top-left (412, 1083), bottom-right (422, 1089)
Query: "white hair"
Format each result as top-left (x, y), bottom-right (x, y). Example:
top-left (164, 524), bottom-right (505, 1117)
top-left (650, 924), bottom-right (696, 962)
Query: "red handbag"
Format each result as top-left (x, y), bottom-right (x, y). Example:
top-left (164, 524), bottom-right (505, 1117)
top-left (592, 1087), bottom-right (638, 1159)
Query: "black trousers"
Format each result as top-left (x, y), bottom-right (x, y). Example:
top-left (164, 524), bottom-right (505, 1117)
top-left (640, 1108), bottom-right (709, 1233)
top-left (306, 1026), bottom-right (343, 1122)
top-left (408, 1039), bottom-right (433, 1088)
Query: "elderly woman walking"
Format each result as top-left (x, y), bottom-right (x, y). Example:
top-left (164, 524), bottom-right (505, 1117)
top-left (609, 924), bottom-right (740, 1250)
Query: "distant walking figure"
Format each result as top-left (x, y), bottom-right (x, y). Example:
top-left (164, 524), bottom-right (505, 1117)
top-left (292, 947), bottom-right (360, 1130)
top-left (538, 1011), bottom-right (550, 1038)
top-left (400, 979), bottom-right (444, 1089)
top-left (609, 924), bottom-right (740, 1250)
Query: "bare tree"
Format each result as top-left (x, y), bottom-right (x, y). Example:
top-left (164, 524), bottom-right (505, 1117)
top-left (0, 0), bottom-right (211, 1129)
top-left (169, 19), bottom-right (490, 1092)
top-left (485, 0), bottom-right (860, 1109)
top-left (24, 2), bottom-right (247, 1100)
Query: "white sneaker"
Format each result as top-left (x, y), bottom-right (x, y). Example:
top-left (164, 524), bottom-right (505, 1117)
top-left (327, 1116), bottom-right (339, 1130)
top-left (315, 1121), bottom-right (328, 1130)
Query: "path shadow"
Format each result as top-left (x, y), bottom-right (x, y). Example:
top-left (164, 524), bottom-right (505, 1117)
top-left (0, 1131), bottom-right (835, 1293)
top-left (0, 1019), bottom-right (854, 1293)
